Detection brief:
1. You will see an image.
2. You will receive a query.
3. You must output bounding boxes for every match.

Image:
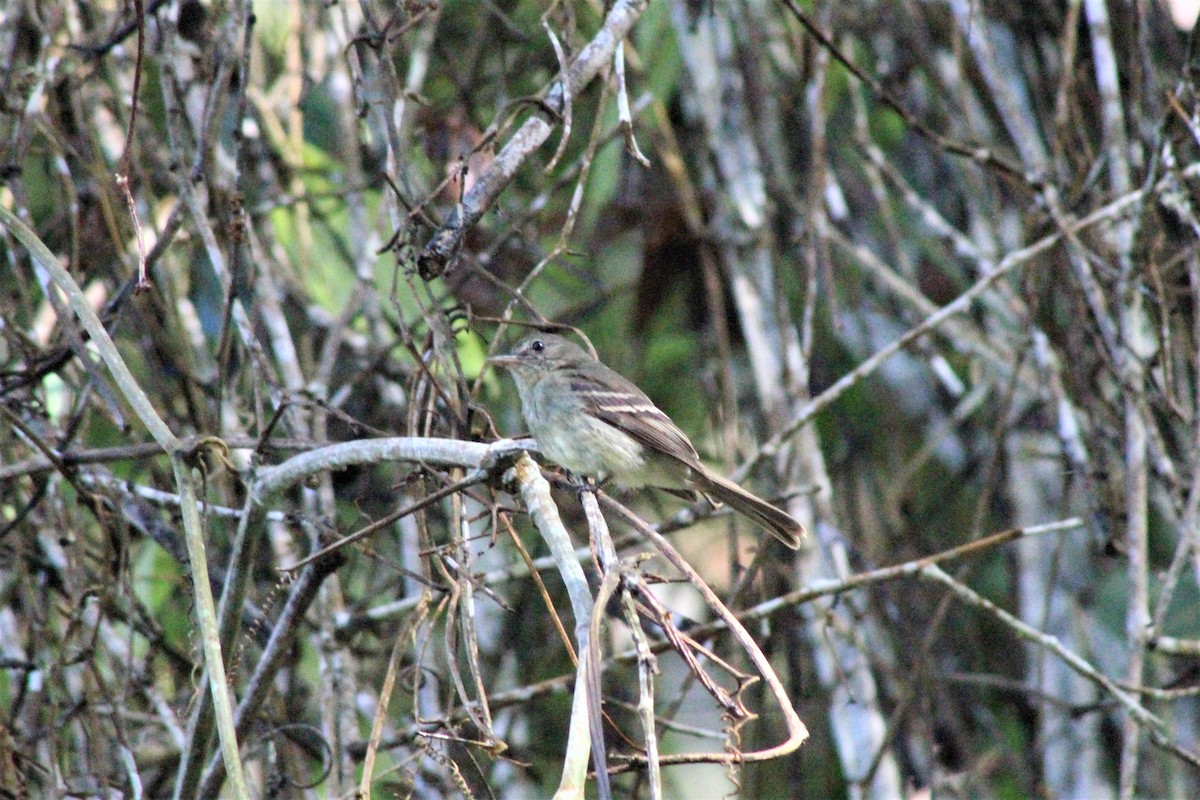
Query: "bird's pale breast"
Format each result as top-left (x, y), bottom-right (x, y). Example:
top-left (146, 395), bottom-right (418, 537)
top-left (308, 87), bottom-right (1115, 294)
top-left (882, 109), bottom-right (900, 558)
top-left (521, 375), bottom-right (648, 483)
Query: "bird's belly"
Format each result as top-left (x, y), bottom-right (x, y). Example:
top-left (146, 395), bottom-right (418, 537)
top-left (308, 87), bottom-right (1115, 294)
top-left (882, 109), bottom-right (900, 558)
top-left (523, 381), bottom-right (688, 489)
top-left (537, 412), bottom-right (646, 481)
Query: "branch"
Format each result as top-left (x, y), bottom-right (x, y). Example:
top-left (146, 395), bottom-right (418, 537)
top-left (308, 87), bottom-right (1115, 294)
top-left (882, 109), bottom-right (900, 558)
top-left (251, 436), bottom-right (536, 499)
top-left (503, 454), bottom-right (598, 800)
top-left (920, 565), bottom-right (1200, 772)
top-left (416, 0), bottom-right (650, 278)
top-left (599, 497), bottom-right (810, 767)
top-left (0, 202), bottom-right (253, 800)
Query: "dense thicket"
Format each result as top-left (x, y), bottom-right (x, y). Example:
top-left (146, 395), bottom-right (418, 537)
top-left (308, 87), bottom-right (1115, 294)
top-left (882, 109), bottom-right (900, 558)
top-left (3, 1), bottom-right (1199, 798)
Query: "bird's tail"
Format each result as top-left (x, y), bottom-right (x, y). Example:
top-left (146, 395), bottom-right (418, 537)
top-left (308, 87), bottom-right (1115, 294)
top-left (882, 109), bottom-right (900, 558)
top-left (695, 468), bottom-right (806, 549)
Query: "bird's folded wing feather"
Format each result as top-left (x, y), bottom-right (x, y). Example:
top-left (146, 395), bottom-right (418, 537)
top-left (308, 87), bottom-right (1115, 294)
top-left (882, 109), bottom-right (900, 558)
top-left (565, 368), bottom-right (703, 469)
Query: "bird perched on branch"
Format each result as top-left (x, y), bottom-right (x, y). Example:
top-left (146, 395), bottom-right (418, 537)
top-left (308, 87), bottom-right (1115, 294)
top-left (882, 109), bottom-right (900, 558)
top-left (491, 333), bottom-right (805, 549)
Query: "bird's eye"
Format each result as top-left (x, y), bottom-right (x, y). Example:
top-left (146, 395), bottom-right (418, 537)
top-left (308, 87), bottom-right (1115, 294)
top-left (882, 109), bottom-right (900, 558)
top-left (530, 339), bottom-right (545, 353)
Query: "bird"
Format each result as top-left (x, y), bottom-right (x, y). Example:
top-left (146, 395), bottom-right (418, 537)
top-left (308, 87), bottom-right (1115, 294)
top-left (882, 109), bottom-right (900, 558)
top-left (490, 333), bottom-right (805, 549)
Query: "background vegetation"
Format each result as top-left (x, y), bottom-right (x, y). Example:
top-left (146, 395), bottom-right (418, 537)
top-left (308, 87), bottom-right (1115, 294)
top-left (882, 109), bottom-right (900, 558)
top-left (3, 0), bottom-right (1200, 797)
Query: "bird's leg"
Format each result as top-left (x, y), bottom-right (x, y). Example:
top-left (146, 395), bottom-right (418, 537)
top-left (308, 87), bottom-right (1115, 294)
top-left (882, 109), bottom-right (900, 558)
top-left (547, 470), bottom-right (607, 495)
top-left (577, 474), bottom-right (606, 495)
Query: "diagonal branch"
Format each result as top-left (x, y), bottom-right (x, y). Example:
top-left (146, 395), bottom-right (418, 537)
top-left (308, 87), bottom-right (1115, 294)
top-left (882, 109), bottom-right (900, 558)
top-left (416, 0), bottom-right (650, 279)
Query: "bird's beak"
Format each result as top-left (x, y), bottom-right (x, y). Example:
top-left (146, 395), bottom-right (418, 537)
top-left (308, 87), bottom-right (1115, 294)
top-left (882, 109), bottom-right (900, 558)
top-left (487, 353), bottom-right (519, 368)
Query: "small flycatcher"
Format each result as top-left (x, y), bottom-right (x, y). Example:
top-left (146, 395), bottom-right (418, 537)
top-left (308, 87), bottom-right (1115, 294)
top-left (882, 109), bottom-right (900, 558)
top-left (491, 333), bottom-right (805, 548)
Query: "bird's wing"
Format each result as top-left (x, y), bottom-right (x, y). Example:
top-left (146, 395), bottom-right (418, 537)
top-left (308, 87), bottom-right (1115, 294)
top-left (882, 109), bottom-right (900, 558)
top-left (564, 367), bottom-right (704, 469)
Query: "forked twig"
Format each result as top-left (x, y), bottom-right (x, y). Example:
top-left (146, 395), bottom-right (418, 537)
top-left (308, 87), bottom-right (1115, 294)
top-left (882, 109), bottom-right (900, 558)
top-left (598, 496), bottom-right (809, 768)
top-left (618, 564), bottom-right (662, 799)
